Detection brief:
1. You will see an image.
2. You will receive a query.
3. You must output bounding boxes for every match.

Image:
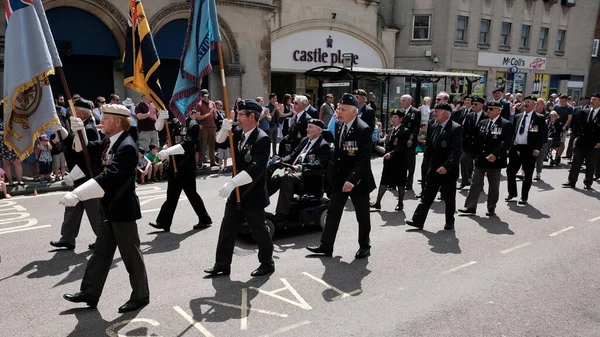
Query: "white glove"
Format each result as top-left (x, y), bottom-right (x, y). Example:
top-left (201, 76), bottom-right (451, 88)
top-left (70, 117), bottom-right (88, 152)
top-left (72, 178), bottom-right (105, 201)
top-left (59, 192), bottom-right (80, 207)
top-left (56, 127), bottom-right (69, 140)
top-left (158, 144), bottom-right (184, 160)
top-left (218, 170), bottom-right (252, 199)
top-left (216, 119), bottom-right (233, 143)
top-left (159, 110), bottom-right (169, 120)
top-left (154, 111), bottom-right (169, 131)
top-left (64, 165), bottom-right (85, 186)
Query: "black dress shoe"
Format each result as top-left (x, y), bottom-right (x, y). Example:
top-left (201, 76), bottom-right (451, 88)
top-left (405, 219), bottom-right (424, 229)
top-left (88, 243), bottom-right (95, 250)
top-left (518, 199), bottom-right (528, 205)
top-left (203, 266), bottom-right (231, 276)
top-left (118, 299), bottom-right (149, 313)
top-left (63, 292), bottom-right (98, 308)
top-left (369, 202), bottom-right (381, 210)
top-left (486, 209), bottom-right (496, 217)
top-left (562, 182), bottom-right (575, 188)
top-left (584, 185), bottom-right (593, 190)
top-left (505, 194), bottom-right (517, 202)
top-left (355, 248), bottom-right (370, 259)
top-left (444, 223), bottom-right (455, 230)
top-left (193, 222), bottom-right (212, 230)
top-left (457, 183), bottom-right (470, 190)
top-left (516, 175), bottom-right (524, 180)
top-left (458, 208), bottom-right (476, 214)
top-left (50, 240), bottom-right (75, 250)
top-left (395, 202), bottom-right (404, 211)
top-left (415, 193), bottom-right (423, 199)
top-left (148, 222), bottom-right (170, 232)
top-left (250, 264), bottom-right (275, 277)
top-left (306, 245), bottom-right (333, 256)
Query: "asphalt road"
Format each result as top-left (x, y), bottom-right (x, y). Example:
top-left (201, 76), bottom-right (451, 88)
top-left (1, 155), bottom-right (599, 337)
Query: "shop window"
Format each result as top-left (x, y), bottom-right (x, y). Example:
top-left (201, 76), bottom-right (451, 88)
top-left (500, 22), bottom-right (512, 46)
top-left (412, 15), bottom-right (431, 40)
top-left (520, 24), bottom-right (531, 49)
top-left (479, 19), bottom-right (491, 45)
top-left (456, 16), bottom-right (468, 43)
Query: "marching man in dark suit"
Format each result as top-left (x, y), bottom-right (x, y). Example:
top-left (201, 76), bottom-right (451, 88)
top-left (205, 99), bottom-right (274, 277)
top-left (306, 93), bottom-right (376, 259)
top-left (459, 101), bottom-right (512, 217)
top-left (400, 95), bottom-right (421, 191)
top-left (505, 96), bottom-right (547, 205)
top-left (61, 104), bottom-right (149, 313)
top-left (370, 109), bottom-right (410, 211)
top-left (270, 119), bottom-right (331, 216)
top-left (489, 88), bottom-right (511, 121)
top-left (406, 103), bottom-right (462, 230)
top-left (563, 92), bottom-right (600, 190)
top-left (458, 96), bottom-right (488, 189)
top-left (149, 111), bottom-right (212, 232)
top-left (354, 89), bottom-right (376, 131)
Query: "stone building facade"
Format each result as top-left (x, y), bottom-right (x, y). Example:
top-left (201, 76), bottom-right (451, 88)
top-left (586, 4), bottom-right (600, 95)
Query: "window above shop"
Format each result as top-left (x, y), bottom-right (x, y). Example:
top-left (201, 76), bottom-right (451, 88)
top-left (412, 15), bottom-right (431, 41)
top-left (455, 16), bottom-right (468, 43)
top-left (593, 39), bottom-right (599, 57)
top-left (520, 24), bottom-right (531, 50)
top-left (555, 29), bottom-right (566, 54)
top-left (500, 22), bottom-right (512, 47)
top-left (538, 27), bottom-right (549, 51)
top-left (479, 19), bottom-right (491, 45)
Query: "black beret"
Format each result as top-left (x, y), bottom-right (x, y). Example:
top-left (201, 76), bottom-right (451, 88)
top-left (487, 101), bottom-right (503, 108)
top-left (73, 97), bottom-right (93, 109)
top-left (200, 89), bottom-right (209, 95)
top-left (523, 95), bottom-right (537, 101)
top-left (391, 109), bottom-right (405, 118)
top-left (492, 88), bottom-right (503, 93)
top-left (338, 93), bottom-right (358, 107)
top-left (434, 102), bottom-right (453, 112)
top-left (471, 96), bottom-right (485, 104)
top-left (237, 99), bottom-right (262, 113)
top-left (307, 118), bottom-right (324, 129)
top-left (592, 93), bottom-right (600, 99)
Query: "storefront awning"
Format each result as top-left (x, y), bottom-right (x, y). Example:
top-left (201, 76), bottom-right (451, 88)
top-left (304, 65), bottom-right (482, 79)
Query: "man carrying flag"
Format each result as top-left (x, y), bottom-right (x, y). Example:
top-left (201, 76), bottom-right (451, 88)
top-left (3, 0), bottom-right (62, 159)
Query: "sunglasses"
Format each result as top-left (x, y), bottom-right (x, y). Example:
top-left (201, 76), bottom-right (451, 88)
top-left (487, 107), bottom-right (499, 111)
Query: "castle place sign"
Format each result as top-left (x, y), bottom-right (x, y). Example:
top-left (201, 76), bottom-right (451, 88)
top-left (292, 48), bottom-right (360, 66)
top-left (477, 52), bottom-right (547, 71)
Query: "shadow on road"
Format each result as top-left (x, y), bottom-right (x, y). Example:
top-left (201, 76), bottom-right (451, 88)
top-left (316, 256), bottom-right (371, 302)
top-left (507, 202), bottom-right (550, 219)
top-left (60, 307), bottom-right (142, 337)
top-left (377, 210), bottom-right (406, 227)
top-left (406, 229), bottom-right (461, 254)
top-left (467, 215), bottom-right (515, 235)
top-left (0, 250), bottom-right (92, 283)
top-left (141, 229), bottom-right (201, 255)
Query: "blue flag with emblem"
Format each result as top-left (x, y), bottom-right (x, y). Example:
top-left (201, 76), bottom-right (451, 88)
top-left (169, 0), bottom-right (221, 123)
top-left (3, 0), bottom-right (62, 160)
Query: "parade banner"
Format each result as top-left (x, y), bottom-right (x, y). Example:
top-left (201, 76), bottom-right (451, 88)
top-left (169, 0), bottom-right (221, 123)
top-left (123, 0), bottom-right (166, 110)
top-left (3, 0), bottom-right (62, 160)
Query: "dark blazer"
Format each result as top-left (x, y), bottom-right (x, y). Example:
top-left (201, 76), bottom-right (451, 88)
top-left (64, 118), bottom-right (101, 187)
top-left (462, 111), bottom-right (489, 153)
top-left (332, 117), bottom-right (376, 194)
top-left (169, 121), bottom-right (199, 178)
top-left (287, 110), bottom-right (312, 140)
top-left (384, 125), bottom-right (410, 169)
top-left (500, 100), bottom-right (511, 120)
top-left (227, 127), bottom-right (271, 209)
top-left (90, 131), bottom-right (141, 222)
top-left (425, 120), bottom-right (463, 180)
top-left (404, 106), bottom-right (421, 143)
top-left (473, 117), bottom-right (512, 169)
top-left (283, 136), bottom-right (330, 171)
top-left (358, 104), bottom-right (376, 131)
top-left (451, 107), bottom-right (471, 125)
top-left (510, 111), bottom-right (547, 152)
top-left (574, 108), bottom-right (600, 149)
top-left (307, 105), bottom-right (319, 119)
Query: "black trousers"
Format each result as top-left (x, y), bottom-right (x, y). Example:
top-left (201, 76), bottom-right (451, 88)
top-left (215, 203), bottom-right (273, 267)
top-left (406, 148), bottom-right (417, 187)
top-left (506, 145), bottom-right (536, 200)
top-left (157, 174), bottom-right (211, 228)
top-left (568, 147), bottom-right (600, 185)
top-left (320, 189), bottom-right (371, 251)
top-left (412, 170), bottom-right (457, 225)
top-left (80, 220), bottom-right (149, 302)
top-left (129, 126), bottom-right (138, 145)
top-left (566, 135), bottom-right (575, 158)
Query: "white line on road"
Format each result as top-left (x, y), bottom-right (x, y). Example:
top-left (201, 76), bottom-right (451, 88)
top-left (549, 226), bottom-right (575, 237)
top-left (589, 216), bottom-right (600, 222)
top-left (500, 242), bottom-right (531, 254)
top-left (258, 321), bottom-right (311, 337)
top-left (141, 208), bottom-right (161, 214)
top-left (0, 225), bottom-right (51, 235)
top-left (173, 306), bottom-right (214, 337)
top-left (443, 261), bottom-right (477, 274)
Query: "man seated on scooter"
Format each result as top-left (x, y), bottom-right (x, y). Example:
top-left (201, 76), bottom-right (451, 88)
top-left (271, 119), bottom-right (331, 219)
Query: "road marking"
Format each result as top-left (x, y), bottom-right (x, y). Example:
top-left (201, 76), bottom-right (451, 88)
top-left (173, 306), bottom-right (214, 337)
top-left (589, 216), bottom-right (600, 222)
top-left (258, 320), bottom-right (311, 337)
top-left (0, 225), bottom-right (50, 235)
top-left (549, 226), bottom-right (574, 237)
top-left (303, 272), bottom-right (362, 300)
top-left (250, 278), bottom-right (312, 310)
top-left (141, 208), bottom-right (160, 214)
top-left (500, 242), bottom-right (531, 254)
top-left (106, 318), bottom-right (161, 337)
top-left (443, 261), bottom-right (477, 274)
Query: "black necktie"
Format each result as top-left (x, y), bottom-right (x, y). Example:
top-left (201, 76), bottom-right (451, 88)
top-left (486, 119), bottom-right (493, 133)
top-left (589, 109), bottom-right (595, 123)
top-left (432, 124), bottom-right (442, 144)
top-left (519, 113), bottom-right (529, 135)
top-left (101, 139), bottom-right (111, 159)
top-left (340, 125), bottom-right (348, 146)
top-left (238, 133), bottom-right (245, 151)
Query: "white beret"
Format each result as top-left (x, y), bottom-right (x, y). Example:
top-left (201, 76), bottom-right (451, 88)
top-left (101, 104), bottom-right (131, 117)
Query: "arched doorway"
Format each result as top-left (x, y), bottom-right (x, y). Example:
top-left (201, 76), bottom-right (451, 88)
top-left (46, 7), bottom-right (120, 100)
top-left (154, 19), bottom-right (220, 102)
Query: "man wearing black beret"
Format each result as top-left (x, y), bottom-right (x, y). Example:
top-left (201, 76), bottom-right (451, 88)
top-left (458, 95), bottom-right (488, 189)
top-left (307, 93), bottom-right (376, 259)
top-left (407, 102), bottom-right (463, 230)
top-left (270, 119), bottom-right (331, 216)
top-left (489, 88), bottom-right (511, 121)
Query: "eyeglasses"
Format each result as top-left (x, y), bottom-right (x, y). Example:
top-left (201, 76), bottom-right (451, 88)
top-left (238, 112), bottom-right (248, 116)
top-left (487, 107), bottom-right (498, 111)
top-left (435, 98), bottom-right (442, 101)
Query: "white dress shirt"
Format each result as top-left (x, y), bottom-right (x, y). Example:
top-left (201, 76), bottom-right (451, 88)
top-left (514, 111), bottom-right (533, 145)
top-left (107, 131), bottom-right (124, 153)
top-left (239, 127), bottom-right (256, 149)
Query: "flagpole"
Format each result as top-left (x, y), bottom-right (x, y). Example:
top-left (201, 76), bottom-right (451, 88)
top-left (216, 41), bottom-right (241, 208)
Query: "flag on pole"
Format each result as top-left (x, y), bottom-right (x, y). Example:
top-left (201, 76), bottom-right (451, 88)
top-left (3, 0), bottom-right (62, 160)
top-left (123, 0), bottom-right (166, 110)
top-left (169, 0), bottom-right (221, 123)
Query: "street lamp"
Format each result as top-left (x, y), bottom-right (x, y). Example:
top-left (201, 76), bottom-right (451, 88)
top-left (342, 53), bottom-right (354, 70)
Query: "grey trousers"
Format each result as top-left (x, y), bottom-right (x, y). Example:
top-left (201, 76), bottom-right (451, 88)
top-left (60, 199), bottom-right (104, 245)
top-left (536, 143), bottom-right (549, 174)
top-left (271, 169), bottom-right (303, 214)
top-left (80, 220), bottom-right (149, 302)
top-left (459, 151), bottom-right (475, 184)
top-left (464, 167), bottom-right (501, 211)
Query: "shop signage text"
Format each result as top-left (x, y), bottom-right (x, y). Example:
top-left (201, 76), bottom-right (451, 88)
top-left (477, 52), bottom-right (547, 70)
top-left (292, 49), bottom-right (359, 66)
